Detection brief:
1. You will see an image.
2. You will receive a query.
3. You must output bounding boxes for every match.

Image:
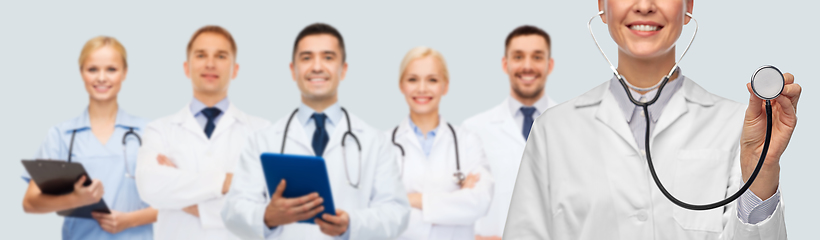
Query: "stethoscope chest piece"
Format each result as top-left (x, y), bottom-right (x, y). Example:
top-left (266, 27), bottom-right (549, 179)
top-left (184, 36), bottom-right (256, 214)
top-left (453, 171), bottom-right (466, 186)
top-left (751, 65), bottom-right (785, 100)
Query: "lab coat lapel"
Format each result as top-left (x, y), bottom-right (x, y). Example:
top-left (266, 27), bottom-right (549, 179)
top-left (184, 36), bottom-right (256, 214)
top-left (171, 107), bottom-right (210, 141)
top-left (585, 83), bottom-right (640, 152)
top-left (490, 98), bottom-right (527, 146)
top-left (395, 118), bottom-right (424, 155)
top-left (209, 104), bottom-right (238, 140)
top-left (277, 114), bottom-right (313, 154)
top-left (652, 77), bottom-right (714, 139)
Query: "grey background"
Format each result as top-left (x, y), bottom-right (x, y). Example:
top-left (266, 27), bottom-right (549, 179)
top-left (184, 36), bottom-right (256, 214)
top-left (1, 0), bottom-right (817, 238)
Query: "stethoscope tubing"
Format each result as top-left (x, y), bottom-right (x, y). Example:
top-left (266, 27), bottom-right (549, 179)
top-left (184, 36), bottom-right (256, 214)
top-left (392, 122), bottom-right (464, 185)
top-left (67, 127), bottom-right (142, 178)
top-left (280, 107), bottom-right (363, 189)
top-left (588, 11), bottom-right (771, 210)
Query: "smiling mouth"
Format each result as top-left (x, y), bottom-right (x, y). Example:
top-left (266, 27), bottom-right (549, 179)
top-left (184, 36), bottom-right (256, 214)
top-left (412, 96), bottom-right (433, 104)
top-left (93, 85), bottom-right (111, 92)
top-left (517, 74), bottom-right (540, 83)
top-left (308, 78), bottom-right (328, 82)
top-left (201, 74), bottom-right (219, 80)
top-left (628, 24), bottom-right (663, 32)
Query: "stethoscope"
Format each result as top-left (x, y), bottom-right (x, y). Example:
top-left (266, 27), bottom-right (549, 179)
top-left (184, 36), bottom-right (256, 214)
top-left (588, 11), bottom-right (784, 210)
top-left (280, 107), bottom-right (362, 189)
top-left (391, 122), bottom-right (466, 186)
top-left (67, 127), bottom-right (142, 179)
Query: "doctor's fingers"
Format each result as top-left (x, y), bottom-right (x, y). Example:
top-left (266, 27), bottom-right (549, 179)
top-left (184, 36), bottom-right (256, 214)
top-left (745, 83), bottom-right (766, 117)
top-left (286, 197), bottom-right (324, 216)
top-left (778, 83), bottom-right (802, 115)
top-left (272, 179), bottom-right (287, 198)
top-left (280, 192), bottom-right (320, 208)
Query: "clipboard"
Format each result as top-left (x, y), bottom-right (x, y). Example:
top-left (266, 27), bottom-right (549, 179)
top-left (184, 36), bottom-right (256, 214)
top-left (22, 159), bottom-right (111, 219)
top-left (260, 153), bottom-right (336, 224)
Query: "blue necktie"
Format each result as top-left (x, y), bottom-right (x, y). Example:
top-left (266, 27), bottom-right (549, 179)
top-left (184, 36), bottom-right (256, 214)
top-left (312, 113), bottom-right (330, 157)
top-left (521, 106), bottom-right (536, 141)
top-left (201, 107), bottom-right (222, 139)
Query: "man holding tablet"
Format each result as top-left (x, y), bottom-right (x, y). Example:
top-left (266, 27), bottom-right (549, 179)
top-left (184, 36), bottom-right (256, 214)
top-left (222, 23), bottom-right (410, 239)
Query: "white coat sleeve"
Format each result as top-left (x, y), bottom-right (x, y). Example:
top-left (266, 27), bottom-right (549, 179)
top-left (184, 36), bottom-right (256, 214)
top-left (422, 131), bottom-right (494, 225)
top-left (222, 133), bottom-right (283, 239)
top-left (346, 135), bottom-right (411, 240)
top-left (135, 122), bottom-right (226, 209)
top-left (722, 146), bottom-right (787, 239)
top-left (502, 119), bottom-right (552, 240)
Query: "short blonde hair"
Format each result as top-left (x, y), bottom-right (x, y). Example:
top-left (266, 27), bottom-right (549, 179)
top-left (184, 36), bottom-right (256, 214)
top-left (78, 36), bottom-right (127, 69)
top-left (399, 46), bottom-right (449, 82)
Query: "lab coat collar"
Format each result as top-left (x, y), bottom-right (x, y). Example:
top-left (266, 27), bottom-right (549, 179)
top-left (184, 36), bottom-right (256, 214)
top-left (170, 102), bottom-right (246, 140)
top-left (323, 107), bottom-right (367, 154)
top-left (63, 107), bottom-right (142, 133)
top-left (488, 98), bottom-right (527, 145)
top-left (394, 116), bottom-right (449, 154)
top-left (576, 76), bottom-right (715, 108)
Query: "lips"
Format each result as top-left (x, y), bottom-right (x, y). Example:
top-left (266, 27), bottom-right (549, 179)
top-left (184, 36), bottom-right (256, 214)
top-left (412, 96), bottom-right (433, 104)
top-left (201, 73), bottom-right (219, 80)
top-left (516, 73), bottom-right (540, 84)
top-left (93, 85), bottom-right (111, 93)
top-left (626, 21), bottom-right (664, 36)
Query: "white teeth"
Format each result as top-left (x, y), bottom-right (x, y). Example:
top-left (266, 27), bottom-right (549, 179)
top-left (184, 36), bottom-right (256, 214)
top-left (520, 76), bottom-right (536, 81)
top-left (309, 78), bottom-right (326, 82)
top-left (630, 25), bottom-right (659, 31)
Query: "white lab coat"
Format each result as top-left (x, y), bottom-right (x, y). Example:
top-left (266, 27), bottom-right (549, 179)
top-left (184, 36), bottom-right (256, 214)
top-left (461, 96), bottom-right (556, 237)
top-left (222, 110), bottom-right (410, 240)
top-left (504, 78), bottom-right (787, 239)
top-left (389, 118), bottom-right (494, 240)
top-left (135, 104), bottom-right (270, 240)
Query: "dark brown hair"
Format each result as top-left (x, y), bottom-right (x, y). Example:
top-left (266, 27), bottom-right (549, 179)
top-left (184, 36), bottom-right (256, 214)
top-left (505, 25), bottom-right (552, 56)
top-left (293, 23), bottom-right (346, 62)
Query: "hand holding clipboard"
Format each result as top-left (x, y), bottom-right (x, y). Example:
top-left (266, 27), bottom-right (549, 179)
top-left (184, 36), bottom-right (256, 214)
top-left (22, 160), bottom-right (111, 218)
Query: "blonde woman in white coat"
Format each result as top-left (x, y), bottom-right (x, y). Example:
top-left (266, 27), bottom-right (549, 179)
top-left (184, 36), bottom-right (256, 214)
top-left (390, 47), bottom-right (494, 240)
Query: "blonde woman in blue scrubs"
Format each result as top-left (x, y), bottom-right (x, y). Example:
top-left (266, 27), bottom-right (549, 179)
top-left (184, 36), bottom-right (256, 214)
top-left (390, 46), bottom-right (494, 240)
top-left (21, 36), bottom-right (156, 239)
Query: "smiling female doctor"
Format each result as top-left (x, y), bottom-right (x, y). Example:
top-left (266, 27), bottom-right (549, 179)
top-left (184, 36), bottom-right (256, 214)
top-left (504, 0), bottom-right (801, 239)
top-left (390, 47), bottom-right (493, 240)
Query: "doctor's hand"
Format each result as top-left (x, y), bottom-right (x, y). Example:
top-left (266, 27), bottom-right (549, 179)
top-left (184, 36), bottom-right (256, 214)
top-left (316, 209), bottom-right (349, 237)
top-left (182, 205), bottom-right (199, 217)
top-left (407, 193), bottom-right (423, 209)
top-left (72, 175), bottom-right (104, 207)
top-left (92, 210), bottom-right (133, 234)
top-left (475, 235), bottom-right (503, 240)
top-left (263, 179), bottom-right (325, 228)
top-left (461, 173), bottom-right (481, 189)
top-left (741, 72), bottom-right (801, 200)
top-left (157, 154), bottom-right (176, 168)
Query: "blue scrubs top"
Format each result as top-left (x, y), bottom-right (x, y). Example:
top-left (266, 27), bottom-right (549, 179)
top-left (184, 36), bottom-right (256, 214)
top-left (22, 108), bottom-right (152, 240)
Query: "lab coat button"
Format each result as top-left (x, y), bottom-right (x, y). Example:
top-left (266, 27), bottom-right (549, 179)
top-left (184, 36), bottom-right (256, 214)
top-left (637, 212), bottom-right (648, 221)
top-left (640, 149), bottom-right (646, 156)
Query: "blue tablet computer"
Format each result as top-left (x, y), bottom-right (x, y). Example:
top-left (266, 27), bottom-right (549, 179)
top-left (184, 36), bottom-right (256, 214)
top-left (259, 153), bottom-right (336, 224)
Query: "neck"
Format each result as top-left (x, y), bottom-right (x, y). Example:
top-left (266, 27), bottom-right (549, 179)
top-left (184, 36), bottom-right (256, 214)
top-left (617, 48), bottom-right (680, 94)
top-left (88, 98), bottom-right (118, 123)
top-left (194, 91), bottom-right (228, 107)
top-left (409, 110), bottom-right (439, 135)
top-left (302, 94), bottom-right (338, 113)
top-left (510, 90), bottom-right (543, 106)
top-left (510, 87), bottom-right (544, 106)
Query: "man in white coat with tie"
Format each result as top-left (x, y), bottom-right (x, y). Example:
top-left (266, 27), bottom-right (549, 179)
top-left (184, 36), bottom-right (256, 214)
top-left (135, 26), bottom-right (270, 240)
top-left (462, 25), bottom-right (558, 240)
top-left (222, 23), bottom-right (410, 239)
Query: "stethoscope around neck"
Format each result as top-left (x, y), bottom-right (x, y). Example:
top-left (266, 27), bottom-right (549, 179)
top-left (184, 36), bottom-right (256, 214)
top-left (67, 127), bottom-right (142, 179)
top-left (280, 107), bottom-right (363, 189)
top-left (391, 122), bottom-right (465, 186)
top-left (588, 11), bottom-right (784, 210)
